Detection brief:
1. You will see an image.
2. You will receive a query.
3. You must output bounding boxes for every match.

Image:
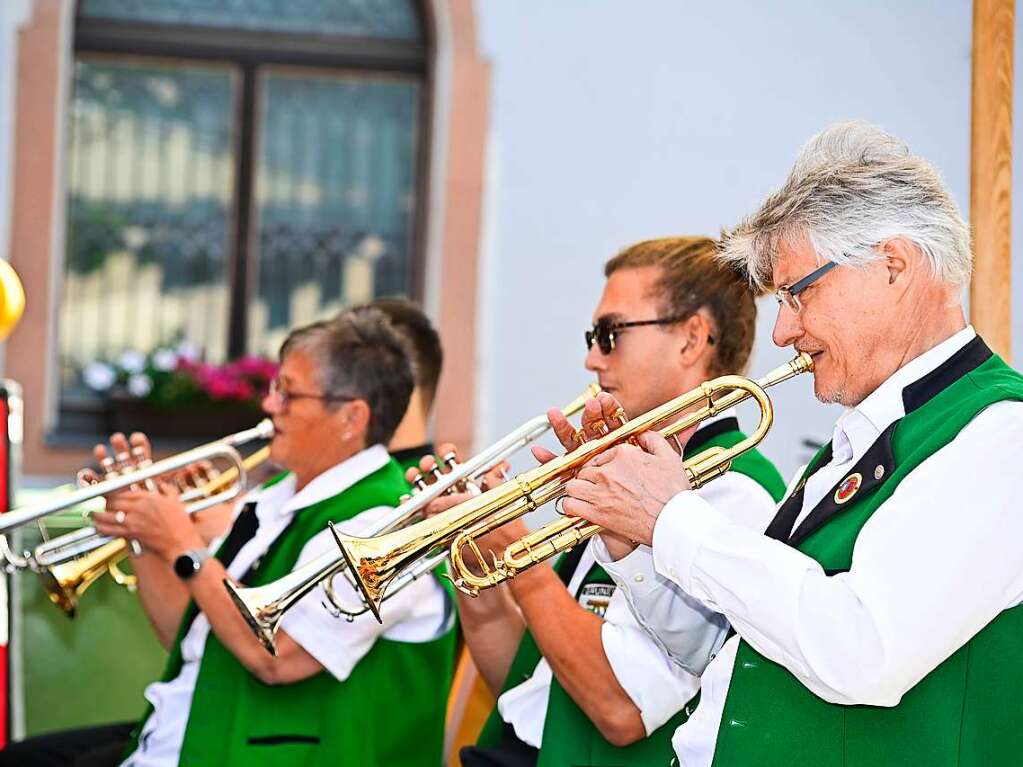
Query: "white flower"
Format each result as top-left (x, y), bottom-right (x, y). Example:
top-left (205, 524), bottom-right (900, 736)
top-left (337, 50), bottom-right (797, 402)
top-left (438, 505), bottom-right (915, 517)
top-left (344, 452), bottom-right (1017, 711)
top-left (83, 361), bottom-right (116, 391)
top-left (176, 341), bottom-right (202, 362)
top-left (118, 349), bottom-right (147, 373)
top-left (127, 373), bottom-right (153, 398)
top-left (152, 347), bottom-right (178, 371)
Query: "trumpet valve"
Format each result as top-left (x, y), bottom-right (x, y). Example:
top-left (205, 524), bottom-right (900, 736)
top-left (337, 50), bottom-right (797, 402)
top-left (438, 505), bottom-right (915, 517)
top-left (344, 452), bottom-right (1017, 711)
top-left (99, 456), bottom-right (118, 481)
top-left (610, 407), bottom-right (628, 428)
top-left (410, 472), bottom-right (428, 493)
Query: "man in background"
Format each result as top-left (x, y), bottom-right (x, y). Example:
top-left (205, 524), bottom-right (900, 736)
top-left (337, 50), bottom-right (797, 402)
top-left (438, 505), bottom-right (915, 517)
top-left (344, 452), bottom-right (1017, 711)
top-left (354, 297), bottom-right (444, 472)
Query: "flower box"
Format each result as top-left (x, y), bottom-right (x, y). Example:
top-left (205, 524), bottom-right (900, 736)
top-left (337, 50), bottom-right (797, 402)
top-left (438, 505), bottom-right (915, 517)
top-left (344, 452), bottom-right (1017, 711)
top-left (73, 346), bottom-right (277, 440)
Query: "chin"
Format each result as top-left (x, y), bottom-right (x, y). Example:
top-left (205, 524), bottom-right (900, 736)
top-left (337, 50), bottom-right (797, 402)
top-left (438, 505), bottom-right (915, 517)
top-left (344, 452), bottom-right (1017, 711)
top-left (268, 438), bottom-right (288, 466)
top-left (812, 374), bottom-right (842, 405)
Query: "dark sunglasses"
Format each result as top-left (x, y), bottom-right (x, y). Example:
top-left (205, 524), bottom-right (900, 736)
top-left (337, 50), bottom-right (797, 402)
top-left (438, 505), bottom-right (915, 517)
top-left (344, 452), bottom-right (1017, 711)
top-left (585, 315), bottom-right (714, 355)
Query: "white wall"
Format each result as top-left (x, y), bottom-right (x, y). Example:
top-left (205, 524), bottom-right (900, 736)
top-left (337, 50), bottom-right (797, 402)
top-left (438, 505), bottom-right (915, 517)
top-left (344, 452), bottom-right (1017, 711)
top-left (474, 0), bottom-right (974, 481)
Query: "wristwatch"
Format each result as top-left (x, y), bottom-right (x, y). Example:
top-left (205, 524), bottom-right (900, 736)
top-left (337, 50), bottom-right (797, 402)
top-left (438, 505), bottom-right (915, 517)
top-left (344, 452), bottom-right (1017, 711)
top-left (173, 549), bottom-right (210, 580)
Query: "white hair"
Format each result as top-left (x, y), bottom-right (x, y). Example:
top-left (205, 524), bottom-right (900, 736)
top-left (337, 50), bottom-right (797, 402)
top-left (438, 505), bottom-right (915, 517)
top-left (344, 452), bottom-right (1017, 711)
top-left (720, 121), bottom-right (972, 289)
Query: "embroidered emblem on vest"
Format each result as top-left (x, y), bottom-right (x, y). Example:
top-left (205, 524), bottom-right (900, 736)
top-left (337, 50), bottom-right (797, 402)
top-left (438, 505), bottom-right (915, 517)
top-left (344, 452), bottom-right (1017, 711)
top-left (834, 472), bottom-right (862, 504)
top-left (578, 583), bottom-right (614, 617)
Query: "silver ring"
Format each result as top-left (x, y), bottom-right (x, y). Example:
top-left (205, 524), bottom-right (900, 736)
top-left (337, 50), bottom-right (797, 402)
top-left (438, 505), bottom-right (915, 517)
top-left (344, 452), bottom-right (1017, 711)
top-left (115, 511), bottom-right (126, 525)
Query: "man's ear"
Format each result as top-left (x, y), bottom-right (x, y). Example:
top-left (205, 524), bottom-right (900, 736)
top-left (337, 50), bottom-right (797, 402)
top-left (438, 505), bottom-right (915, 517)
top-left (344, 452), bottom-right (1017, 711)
top-left (881, 237), bottom-right (915, 287)
top-left (680, 311), bottom-right (713, 366)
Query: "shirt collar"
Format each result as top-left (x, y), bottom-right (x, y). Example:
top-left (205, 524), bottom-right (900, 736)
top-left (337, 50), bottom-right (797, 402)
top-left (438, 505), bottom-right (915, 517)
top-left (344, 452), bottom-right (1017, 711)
top-left (252, 444), bottom-right (391, 520)
top-left (830, 325), bottom-right (975, 464)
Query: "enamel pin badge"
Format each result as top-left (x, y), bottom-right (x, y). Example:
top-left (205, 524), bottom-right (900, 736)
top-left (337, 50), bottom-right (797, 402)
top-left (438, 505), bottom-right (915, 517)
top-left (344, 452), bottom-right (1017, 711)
top-left (834, 472), bottom-right (862, 504)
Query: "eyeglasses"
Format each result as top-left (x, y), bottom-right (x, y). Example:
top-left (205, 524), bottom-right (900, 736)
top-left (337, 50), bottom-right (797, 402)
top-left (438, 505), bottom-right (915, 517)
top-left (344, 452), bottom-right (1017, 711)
top-left (585, 315), bottom-right (715, 355)
top-left (774, 261), bottom-right (838, 314)
top-left (268, 378), bottom-right (357, 409)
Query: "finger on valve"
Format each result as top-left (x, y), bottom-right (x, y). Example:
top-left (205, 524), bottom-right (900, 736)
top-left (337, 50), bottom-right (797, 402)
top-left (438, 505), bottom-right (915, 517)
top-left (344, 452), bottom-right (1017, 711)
top-left (596, 392), bottom-right (628, 429)
top-left (546, 408), bottom-right (582, 452)
top-left (581, 399), bottom-right (609, 440)
top-left (478, 459), bottom-right (510, 492)
top-left (129, 431), bottom-right (152, 461)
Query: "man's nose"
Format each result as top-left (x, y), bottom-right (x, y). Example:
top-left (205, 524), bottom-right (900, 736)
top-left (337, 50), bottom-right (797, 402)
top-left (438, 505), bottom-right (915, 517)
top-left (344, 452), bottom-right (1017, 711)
top-left (772, 303), bottom-right (803, 348)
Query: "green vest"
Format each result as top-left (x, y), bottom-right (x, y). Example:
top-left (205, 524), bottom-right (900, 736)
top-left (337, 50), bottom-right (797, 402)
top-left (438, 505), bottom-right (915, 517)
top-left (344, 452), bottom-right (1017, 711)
top-left (128, 458), bottom-right (457, 767)
top-left (479, 419), bottom-right (787, 767)
top-left (713, 339), bottom-right (1023, 767)
top-left (390, 442), bottom-right (436, 476)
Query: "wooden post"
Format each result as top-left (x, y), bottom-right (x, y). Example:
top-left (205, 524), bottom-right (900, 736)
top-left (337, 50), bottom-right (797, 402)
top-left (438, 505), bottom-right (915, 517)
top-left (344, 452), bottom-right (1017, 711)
top-left (970, 0), bottom-right (1014, 361)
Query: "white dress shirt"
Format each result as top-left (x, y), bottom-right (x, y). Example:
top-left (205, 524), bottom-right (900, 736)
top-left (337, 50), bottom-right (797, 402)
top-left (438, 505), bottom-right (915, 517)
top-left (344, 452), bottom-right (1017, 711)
top-left (614, 326), bottom-right (1023, 767)
top-left (124, 445), bottom-right (451, 767)
top-left (499, 410), bottom-right (778, 748)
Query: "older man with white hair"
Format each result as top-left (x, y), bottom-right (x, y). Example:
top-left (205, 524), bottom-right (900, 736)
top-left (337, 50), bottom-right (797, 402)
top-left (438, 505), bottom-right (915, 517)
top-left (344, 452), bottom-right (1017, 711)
top-left (559, 122), bottom-right (1023, 767)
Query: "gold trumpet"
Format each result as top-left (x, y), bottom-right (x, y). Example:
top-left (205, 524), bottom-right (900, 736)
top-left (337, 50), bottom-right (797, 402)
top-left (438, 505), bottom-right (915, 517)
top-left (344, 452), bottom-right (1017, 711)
top-left (331, 354), bottom-right (813, 620)
top-left (36, 446), bottom-right (271, 618)
top-left (225, 384), bottom-right (600, 655)
top-left (0, 420), bottom-right (274, 617)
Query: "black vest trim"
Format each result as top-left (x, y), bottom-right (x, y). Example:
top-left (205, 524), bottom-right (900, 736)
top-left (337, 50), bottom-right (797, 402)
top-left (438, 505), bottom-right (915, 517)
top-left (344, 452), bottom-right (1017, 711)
top-left (685, 417), bottom-right (740, 454)
top-left (766, 334), bottom-right (991, 547)
top-left (787, 423), bottom-right (896, 547)
top-left (902, 336), bottom-right (992, 414)
top-left (555, 542), bottom-right (588, 595)
top-left (179, 502), bottom-right (260, 637)
top-left (763, 444), bottom-right (832, 542)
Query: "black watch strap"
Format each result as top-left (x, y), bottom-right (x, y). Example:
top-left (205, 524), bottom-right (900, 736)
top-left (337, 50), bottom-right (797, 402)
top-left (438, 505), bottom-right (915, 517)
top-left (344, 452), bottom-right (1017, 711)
top-left (173, 549), bottom-right (210, 580)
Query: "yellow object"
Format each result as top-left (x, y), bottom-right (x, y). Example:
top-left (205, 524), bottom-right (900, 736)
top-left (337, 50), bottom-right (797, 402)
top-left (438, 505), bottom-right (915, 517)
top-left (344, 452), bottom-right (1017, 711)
top-left (0, 260), bottom-right (25, 341)
top-left (445, 649), bottom-right (495, 767)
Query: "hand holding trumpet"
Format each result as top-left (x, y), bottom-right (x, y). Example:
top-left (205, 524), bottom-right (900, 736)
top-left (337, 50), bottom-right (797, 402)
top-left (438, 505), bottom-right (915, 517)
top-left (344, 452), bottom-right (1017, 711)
top-left (85, 431), bottom-right (221, 562)
top-left (533, 390), bottom-right (698, 554)
top-left (406, 448), bottom-right (518, 577)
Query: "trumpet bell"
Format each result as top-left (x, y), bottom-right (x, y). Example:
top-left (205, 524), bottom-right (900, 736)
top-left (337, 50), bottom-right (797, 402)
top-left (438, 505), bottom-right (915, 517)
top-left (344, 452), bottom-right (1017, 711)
top-left (329, 524), bottom-right (396, 624)
top-left (224, 579), bottom-right (281, 656)
top-left (39, 539), bottom-right (130, 618)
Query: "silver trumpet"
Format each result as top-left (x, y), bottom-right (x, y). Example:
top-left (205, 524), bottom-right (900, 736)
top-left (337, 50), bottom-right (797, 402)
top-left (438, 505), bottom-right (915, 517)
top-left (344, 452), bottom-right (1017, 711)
top-left (0, 420), bottom-right (275, 576)
top-left (225, 384), bottom-right (599, 656)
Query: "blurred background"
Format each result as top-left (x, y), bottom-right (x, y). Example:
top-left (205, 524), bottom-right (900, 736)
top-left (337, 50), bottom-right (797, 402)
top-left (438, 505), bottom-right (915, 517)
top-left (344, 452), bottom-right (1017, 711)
top-left (0, 0), bottom-right (1016, 744)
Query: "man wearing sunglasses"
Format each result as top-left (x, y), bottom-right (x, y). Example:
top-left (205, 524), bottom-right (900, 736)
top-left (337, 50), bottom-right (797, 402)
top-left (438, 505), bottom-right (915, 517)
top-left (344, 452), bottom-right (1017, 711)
top-left (442, 236), bottom-right (787, 767)
top-left (1, 309), bottom-right (456, 767)
top-left (561, 122), bottom-right (1023, 767)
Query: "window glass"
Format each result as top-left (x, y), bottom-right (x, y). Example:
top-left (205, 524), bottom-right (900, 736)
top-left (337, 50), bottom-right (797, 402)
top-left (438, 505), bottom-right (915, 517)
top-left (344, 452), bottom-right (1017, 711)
top-left (61, 58), bottom-right (235, 397)
top-left (249, 70), bottom-right (419, 355)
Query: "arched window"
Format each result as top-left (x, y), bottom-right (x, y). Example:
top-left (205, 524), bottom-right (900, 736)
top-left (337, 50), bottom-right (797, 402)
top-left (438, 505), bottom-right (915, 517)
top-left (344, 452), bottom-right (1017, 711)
top-left (60, 0), bottom-right (428, 433)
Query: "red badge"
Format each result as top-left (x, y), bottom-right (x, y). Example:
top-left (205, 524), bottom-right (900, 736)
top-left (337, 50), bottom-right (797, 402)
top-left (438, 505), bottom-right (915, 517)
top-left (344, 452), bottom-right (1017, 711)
top-left (834, 472), bottom-right (862, 504)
